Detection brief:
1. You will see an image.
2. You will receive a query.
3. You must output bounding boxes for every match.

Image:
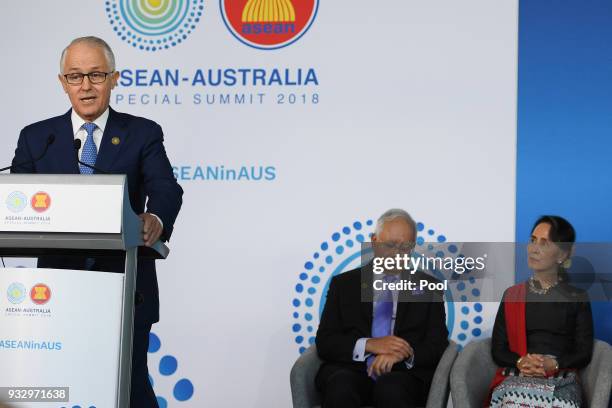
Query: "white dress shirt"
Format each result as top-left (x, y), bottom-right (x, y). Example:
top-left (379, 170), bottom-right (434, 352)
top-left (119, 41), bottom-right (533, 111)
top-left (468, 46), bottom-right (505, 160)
top-left (71, 108), bottom-right (108, 160)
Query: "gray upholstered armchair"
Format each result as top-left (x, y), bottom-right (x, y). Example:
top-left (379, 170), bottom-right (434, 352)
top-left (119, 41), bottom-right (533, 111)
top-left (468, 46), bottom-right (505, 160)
top-left (450, 338), bottom-right (612, 408)
top-left (290, 340), bottom-right (458, 408)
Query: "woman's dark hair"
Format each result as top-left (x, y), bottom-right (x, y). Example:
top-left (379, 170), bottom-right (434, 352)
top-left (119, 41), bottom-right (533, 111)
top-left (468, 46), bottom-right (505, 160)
top-left (531, 215), bottom-right (575, 281)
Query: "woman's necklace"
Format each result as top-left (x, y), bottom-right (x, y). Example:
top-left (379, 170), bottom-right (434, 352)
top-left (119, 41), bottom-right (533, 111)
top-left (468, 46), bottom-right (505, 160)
top-left (528, 276), bottom-right (559, 295)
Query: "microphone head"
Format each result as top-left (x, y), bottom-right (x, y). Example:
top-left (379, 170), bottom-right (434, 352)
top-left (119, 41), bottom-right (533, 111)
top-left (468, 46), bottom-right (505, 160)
top-left (73, 138), bottom-right (82, 150)
top-left (47, 134), bottom-right (56, 145)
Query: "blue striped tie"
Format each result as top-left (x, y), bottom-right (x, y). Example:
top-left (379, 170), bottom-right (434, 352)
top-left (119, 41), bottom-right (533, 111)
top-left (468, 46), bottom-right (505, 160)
top-left (80, 122), bottom-right (97, 174)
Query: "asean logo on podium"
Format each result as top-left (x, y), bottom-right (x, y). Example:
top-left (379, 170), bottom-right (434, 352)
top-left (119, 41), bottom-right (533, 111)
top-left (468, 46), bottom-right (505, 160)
top-left (105, 0), bottom-right (205, 52)
top-left (5, 191), bottom-right (27, 213)
top-left (220, 0), bottom-right (319, 50)
top-left (7, 282), bottom-right (27, 304)
top-left (30, 191), bottom-right (51, 213)
top-left (30, 283), bottom-right (51, 305)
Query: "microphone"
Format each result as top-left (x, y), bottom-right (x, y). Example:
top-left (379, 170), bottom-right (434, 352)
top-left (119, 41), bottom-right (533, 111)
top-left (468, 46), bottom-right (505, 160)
top-left (73, 139), bottom-right (108, 174)
top-left (0, 134), bottom-right (55, 173)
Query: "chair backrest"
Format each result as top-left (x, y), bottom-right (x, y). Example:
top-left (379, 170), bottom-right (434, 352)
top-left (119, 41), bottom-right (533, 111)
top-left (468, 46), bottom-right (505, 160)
top-left (450, 338), bottom-right (498, 407)
top-left (579, 339), bottom-right (612, 407)
top-left (290, 344), bottom-right (323, 408)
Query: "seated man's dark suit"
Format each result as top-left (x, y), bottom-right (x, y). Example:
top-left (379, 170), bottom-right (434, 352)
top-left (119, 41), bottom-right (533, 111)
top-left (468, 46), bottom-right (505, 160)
top-left (11, 107), bottom-right (183, 408)
top-left (315, 265), bottom-right (449, 408)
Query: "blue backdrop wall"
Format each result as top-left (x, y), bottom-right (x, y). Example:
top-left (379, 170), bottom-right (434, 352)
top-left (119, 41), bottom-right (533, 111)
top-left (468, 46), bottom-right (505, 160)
top-left (517, 0), bottom-right (612, 343)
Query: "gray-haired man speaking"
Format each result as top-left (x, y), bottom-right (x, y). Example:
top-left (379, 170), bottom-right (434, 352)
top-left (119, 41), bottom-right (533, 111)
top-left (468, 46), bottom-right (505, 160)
top-left (11, 36), bottom-right (183, 407)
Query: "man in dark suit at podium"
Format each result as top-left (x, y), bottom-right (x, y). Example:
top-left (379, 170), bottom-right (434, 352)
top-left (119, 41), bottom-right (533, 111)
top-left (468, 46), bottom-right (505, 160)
top-left (315, 209), bottom-right (449, 408)
top-left (10, 36), bottom-right (183, 408)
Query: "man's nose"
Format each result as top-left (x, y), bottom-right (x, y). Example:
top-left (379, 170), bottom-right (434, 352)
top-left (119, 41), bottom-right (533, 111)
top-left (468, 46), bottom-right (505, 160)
top-left (80, 75), bottom-right (92, 90)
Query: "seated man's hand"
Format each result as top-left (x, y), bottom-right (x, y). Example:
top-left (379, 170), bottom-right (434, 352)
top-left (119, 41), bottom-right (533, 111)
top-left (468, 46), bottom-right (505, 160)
top-left (367, 353), bottom-right (404, 377)
top-left (517, 353), bottom-right (546, 377)
top-left (365, 336), bottom-right (413, 360)
top-left (139, 213), bottom-right (163, 247)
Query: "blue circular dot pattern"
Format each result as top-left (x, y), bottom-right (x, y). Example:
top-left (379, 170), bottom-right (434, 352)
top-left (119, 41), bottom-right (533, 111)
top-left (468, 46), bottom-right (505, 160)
top-left (148, 332), bottom-right (195, 403)
top-left (160, 355), bottom-right (178, 376)
top-left (174, 378), bottom-right (195, 401)
top-left (291, 218), bottom-right (485, 353)
top-left (105, 0), bottom-right (204, 52)
top-left (149, 332), bottom-right (161, 353)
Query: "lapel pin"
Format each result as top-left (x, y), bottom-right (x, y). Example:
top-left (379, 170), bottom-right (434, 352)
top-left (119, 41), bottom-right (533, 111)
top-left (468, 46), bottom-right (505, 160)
top-left (111, 137), bottom-right (121, 145)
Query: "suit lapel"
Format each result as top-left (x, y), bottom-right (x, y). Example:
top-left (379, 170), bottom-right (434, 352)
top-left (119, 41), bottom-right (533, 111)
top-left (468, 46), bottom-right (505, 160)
top-left (95, 107), bottom-right (127, 173)
top-left (394, 298), bottom-right (410, 334)
top-left (360, 265), bottom-right (374, 334)
top-left (52, 109), bottom-right (79, 174)
top-left (394, 271), bottom-right (415, 333)
top-left (360, 298), bottom-right (373, 334)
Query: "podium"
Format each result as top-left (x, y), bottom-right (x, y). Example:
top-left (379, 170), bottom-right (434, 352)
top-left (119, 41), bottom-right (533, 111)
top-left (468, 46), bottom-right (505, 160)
top-left (0, 174), bottom-right (168, 407)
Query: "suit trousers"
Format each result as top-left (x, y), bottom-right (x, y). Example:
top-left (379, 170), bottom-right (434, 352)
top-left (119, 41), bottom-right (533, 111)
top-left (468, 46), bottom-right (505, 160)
top-left (130, 324), bottom-right (158, 408)
top-left (315, 363), bottom-right (425, 408)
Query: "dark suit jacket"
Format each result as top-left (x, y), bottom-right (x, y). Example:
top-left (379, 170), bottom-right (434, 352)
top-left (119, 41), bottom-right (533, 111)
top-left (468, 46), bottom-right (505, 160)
top-left (10, 107), bottom-right (183, 327)
top-left (315, 265), bottom-right (449, 392)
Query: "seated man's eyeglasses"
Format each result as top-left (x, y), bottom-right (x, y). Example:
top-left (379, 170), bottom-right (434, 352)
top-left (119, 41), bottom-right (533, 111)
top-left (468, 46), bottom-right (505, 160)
top-left (380, 241), bottom-right (415, 252)
top-left (63, 71), bottom-right (114, 85)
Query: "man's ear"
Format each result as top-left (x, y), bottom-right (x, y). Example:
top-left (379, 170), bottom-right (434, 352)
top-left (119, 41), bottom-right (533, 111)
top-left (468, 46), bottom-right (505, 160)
top-left (110, 70), bottom-right (120, 89)
top-left (58, 74), bottom-right (68, 93)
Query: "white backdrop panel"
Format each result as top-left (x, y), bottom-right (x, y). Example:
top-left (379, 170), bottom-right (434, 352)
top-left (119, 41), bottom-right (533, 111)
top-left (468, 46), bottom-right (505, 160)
top-left (0, 1), bottom-right (517, 406)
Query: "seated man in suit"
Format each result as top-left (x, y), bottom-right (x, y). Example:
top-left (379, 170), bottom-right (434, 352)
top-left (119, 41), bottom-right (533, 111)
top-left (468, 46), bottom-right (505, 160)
top-left (315, 209), bottom-right (448, 408)
top-left (11, 36), bottom-right (183, 408)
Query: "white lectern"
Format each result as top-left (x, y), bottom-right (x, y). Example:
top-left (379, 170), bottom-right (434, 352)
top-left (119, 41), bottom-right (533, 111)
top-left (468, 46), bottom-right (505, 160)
top-left (0, 174), bottom-right (168, 408)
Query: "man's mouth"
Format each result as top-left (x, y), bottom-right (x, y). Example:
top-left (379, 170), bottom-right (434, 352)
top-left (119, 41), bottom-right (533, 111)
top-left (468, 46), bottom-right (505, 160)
top-left (80, 96), bottom-right (96, 103)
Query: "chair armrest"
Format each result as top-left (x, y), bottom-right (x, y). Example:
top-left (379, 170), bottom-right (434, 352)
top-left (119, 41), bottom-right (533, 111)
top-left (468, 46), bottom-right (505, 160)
top-left (580, 339), bottom-right (612, 408)
top-left (451, 338), bottom-right (497, 408)
top-left (426, 340), bottom-right (459, 408)
top-left (290, 344), bottom-right (324, 408)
